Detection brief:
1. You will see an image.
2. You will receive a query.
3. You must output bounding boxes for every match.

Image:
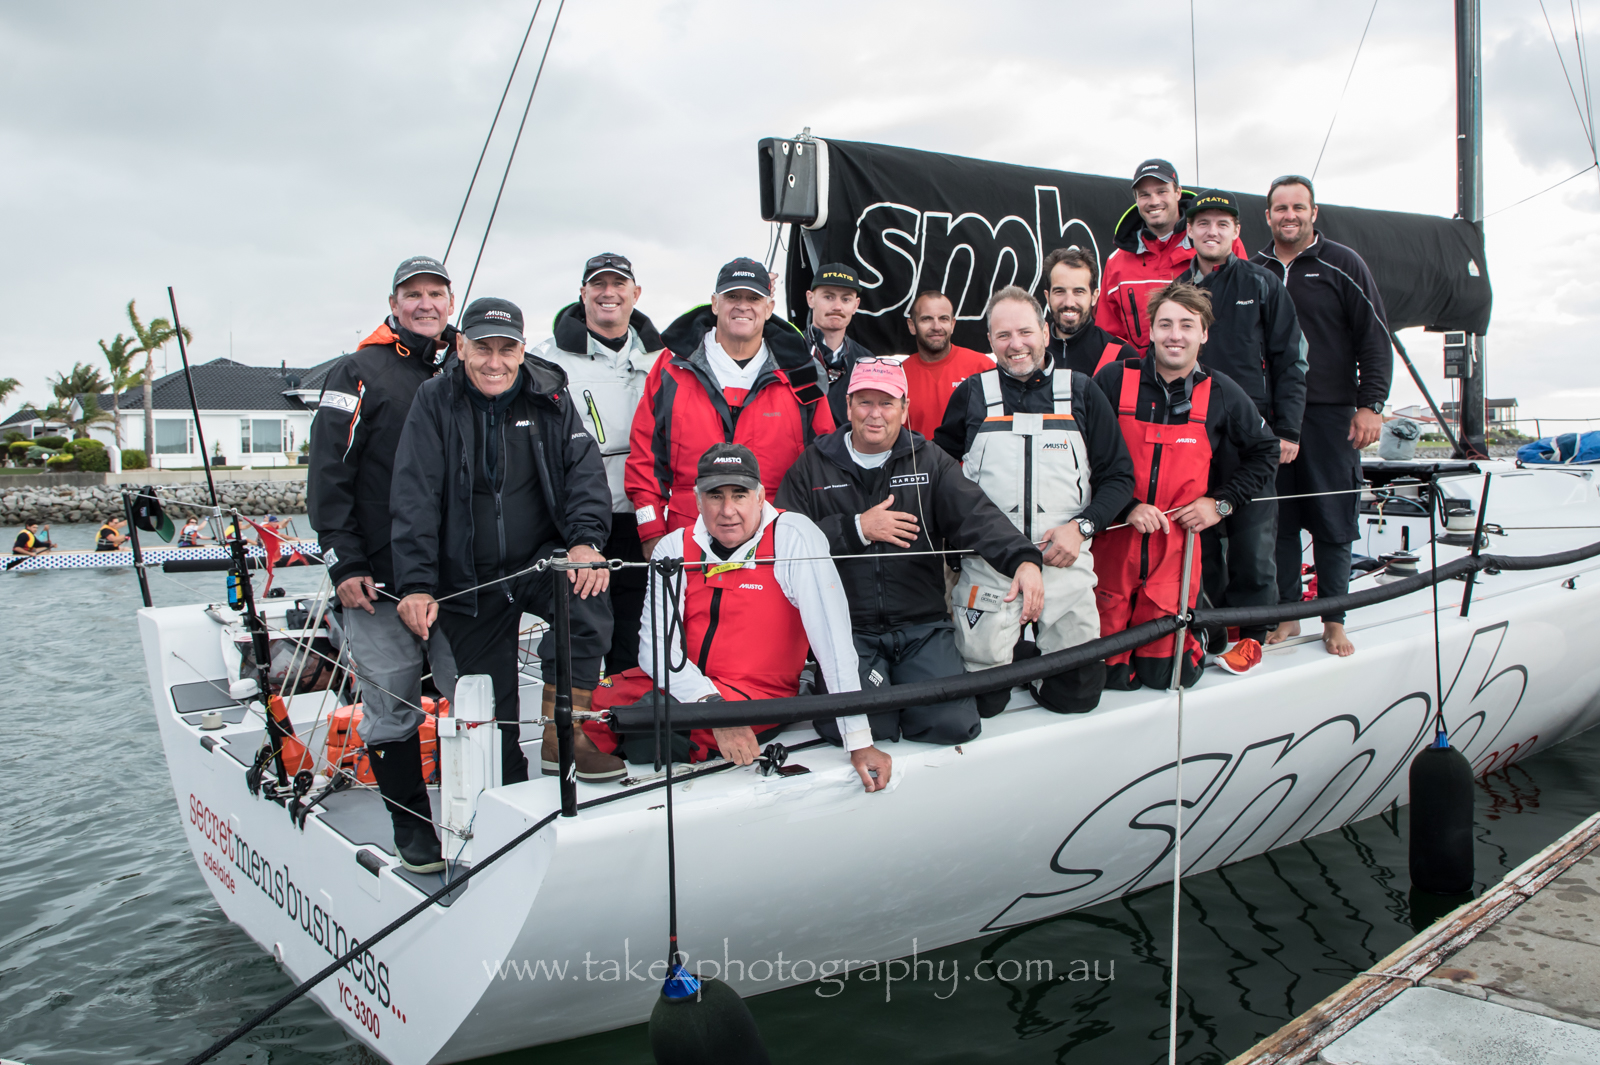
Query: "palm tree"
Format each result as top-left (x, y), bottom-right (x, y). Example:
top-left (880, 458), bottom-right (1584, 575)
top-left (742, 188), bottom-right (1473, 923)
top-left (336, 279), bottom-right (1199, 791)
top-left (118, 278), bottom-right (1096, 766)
top-left (127, 300), bottom-right (192, 455)
top-left (98, 334), bottom-right (144, 451)
top-left (0, 378), bottom-right (18, 406)
top-left (50, 362), bottom-right (109, 403)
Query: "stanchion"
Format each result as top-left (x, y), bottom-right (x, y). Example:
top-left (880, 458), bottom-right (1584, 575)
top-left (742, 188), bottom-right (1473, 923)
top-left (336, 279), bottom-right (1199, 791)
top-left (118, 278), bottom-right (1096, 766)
top-left (1165, 529), bottom-right (1196, 1065)
top-left (551, 550), bottom-right (578, 818)
top-left (122, 490), bottom-right (152, 608)
top-left (1459, 472), bottom-right (1493, 618)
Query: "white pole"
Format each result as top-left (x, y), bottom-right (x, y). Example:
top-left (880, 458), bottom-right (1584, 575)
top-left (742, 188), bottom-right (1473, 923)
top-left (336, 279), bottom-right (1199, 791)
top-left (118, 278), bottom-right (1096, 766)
top-left (1167, 529), bottom-right (1196, 1065)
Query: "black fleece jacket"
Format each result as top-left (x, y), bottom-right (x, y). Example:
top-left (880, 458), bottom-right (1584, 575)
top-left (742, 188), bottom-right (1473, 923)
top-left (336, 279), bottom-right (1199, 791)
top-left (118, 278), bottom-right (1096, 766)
top-left (776, 425), bottom-right (1042, 633)
top-left (933, 360), bottom-right (1135, 534)
top-left (1047, 323), bottom-right (1140, 376)
top-left (1091, 357), bottom-right (1280, 517)
top-left (389, 354), bottom-right (610, 616)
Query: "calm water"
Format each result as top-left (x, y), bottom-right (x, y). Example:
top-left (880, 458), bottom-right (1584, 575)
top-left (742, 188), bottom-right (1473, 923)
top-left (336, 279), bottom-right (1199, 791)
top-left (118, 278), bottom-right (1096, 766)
top-left (4, 520), bottom-right (1599, 1065)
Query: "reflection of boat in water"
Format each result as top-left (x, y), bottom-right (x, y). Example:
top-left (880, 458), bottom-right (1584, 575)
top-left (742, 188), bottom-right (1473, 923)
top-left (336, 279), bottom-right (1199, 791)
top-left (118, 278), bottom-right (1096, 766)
top-left (140, 459), bottom-right (1600, 1063)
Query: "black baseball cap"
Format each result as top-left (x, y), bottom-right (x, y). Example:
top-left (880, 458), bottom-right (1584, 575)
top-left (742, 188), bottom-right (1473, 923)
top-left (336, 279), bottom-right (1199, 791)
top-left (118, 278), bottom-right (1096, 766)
top-left (582, 252), bottom-right (635, 285)
top-left (393, 255), bottom-right (451, 290)
top-left (1131, 158), bottom-right (1180, 190)
top-left (1187, 189), bottom-right (1240, 219)
top-left (715, 257), bottom-right (772, 297)
top-left (460, 297), bottom-right (525, 344)
top-left (811, 263), bottom-right (860, 291)
top-left (696, 442), bottom-right (762, 492)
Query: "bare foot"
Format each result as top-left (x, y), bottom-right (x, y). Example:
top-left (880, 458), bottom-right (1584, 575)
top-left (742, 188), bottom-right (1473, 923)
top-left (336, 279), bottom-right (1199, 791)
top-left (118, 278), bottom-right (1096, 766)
top-left (1265, 620), bottom-right (1300, 645)
top-left (1322, 622), bottom-right (1355, 657)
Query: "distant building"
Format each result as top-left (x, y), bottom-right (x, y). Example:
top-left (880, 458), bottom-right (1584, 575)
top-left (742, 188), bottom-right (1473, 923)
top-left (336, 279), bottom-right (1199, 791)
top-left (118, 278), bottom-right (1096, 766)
top-left (1440, 398), bottom-right (1519, 430)
top-left (0, 407), bottom-right (68, 439)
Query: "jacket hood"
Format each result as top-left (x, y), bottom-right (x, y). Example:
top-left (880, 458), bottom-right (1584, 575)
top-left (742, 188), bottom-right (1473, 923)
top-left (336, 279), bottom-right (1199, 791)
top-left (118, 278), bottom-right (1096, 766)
top-left (662, 305), bottom-right (811, 370)
top-left (1112, 190), bottom-right (1199, 254)
top-left (358, 317), bottom-right (458, 367)
top-left (446, 350), bottom-right (569, 403)
top-left (550, 301), bottom-right (664, 354)
top-left (814, 420), bottom-right (928, 469)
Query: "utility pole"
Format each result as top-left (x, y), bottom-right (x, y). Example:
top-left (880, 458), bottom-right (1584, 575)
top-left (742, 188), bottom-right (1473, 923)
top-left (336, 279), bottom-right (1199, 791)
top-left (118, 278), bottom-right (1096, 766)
top-left (1455, 0), bottom-right (1487, 457)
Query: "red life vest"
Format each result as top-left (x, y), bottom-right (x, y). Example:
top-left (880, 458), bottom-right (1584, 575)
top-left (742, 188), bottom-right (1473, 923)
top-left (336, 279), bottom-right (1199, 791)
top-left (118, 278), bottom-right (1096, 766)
top-left (681, 514), bottom-right (809, 702)
top-left (1093, 342), bottom-right (1123, 374)
top-left (1117, 362), bottom-right (1214, 511)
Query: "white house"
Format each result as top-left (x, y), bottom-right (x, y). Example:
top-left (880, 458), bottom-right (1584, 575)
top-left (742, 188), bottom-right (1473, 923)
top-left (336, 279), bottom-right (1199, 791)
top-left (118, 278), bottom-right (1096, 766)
top-left (71, 356), bottom-right (341, 470)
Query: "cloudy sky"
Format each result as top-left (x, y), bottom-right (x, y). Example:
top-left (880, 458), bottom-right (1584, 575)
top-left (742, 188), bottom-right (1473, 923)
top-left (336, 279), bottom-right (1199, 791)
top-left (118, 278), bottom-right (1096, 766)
top-left (5, 0), bottom-right (1599, 427)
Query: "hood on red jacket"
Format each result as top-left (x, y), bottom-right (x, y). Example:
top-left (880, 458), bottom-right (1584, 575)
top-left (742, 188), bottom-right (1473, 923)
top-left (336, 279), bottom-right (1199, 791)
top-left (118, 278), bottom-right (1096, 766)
top-left (660, 304), bottom-right (811, 371)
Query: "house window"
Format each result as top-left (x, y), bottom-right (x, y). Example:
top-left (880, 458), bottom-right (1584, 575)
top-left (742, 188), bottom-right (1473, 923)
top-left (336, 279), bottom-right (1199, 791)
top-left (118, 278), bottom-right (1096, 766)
top-left (240, 419), bottom-right (285, 454)
top-left (155, 419), bottom-right (191, 454)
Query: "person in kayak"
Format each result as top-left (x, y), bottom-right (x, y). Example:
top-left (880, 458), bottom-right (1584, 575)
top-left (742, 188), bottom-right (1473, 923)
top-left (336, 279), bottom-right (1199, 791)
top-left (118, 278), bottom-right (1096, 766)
top-left (804, 262), bottom-right (874, 425)
top-left (626, 258), bottom-right (834, 560)
top-left (934, 286), bottom-right (1135, 717)
top-left (898, 290), bottom-right (994, 441)
top-left (391, 297), bottom-right (619, 785)
top-left (1091, 282), bottom-right (1279, 689)
top-left (777, 358), bottom-right (1044, 745)
top-left (1180, 189), bottom-right (1307, 672)
top-left (96, 517), bottom-right (129, 551)
top-left (586, 443), bottom-right (894, 790)
top-left (307, 253), bottom-right (460, 874)
top-left (12, 521), bottom-right (50, 555)
top-left (527, 252), bottom-right (664, 676)
top-left (1042, 247), bottom-right (1140, 376)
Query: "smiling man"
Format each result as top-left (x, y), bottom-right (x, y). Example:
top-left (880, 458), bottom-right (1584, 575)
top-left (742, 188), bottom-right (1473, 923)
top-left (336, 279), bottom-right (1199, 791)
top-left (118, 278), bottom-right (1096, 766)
top-left (308, 254), bottom-right (460, 873)
top-left (934, 287), bottom-right (1133, 716)
top-left (390, 297), bottom-right (618, 787)
top-left (898, 290), bottom-right (995, 440)
top-left (778, 358), bottom-right (1044, 746)
top-left (627, 257), bottom-right (834, 558)
top-left (1091, 282), bottom-right (1279, 690)
top-left (1042, 246), bottom-right (1139, 377)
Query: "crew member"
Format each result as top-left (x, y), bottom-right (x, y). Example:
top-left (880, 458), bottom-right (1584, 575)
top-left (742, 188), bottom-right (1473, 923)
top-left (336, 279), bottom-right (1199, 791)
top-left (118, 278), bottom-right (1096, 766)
top-left (391, 297), bottom-right (619, 786)
top-left (586, 443), bottom-right (894, 790)
top-left (935, 287), bottom-right (1134, 716)
top-left (1092, 282), bottom-right (1279, 689)
top-left (803, 263), bottom-right (874, 425)
top-left (1096, 158), bottom-right (1248, 349)
top-left (778, 358), bottom-right (1044, 744)
top-left (626, 258), bottom-right (833, 558)
top-left (527, 252), bottom-right (664, 675)
top-left (12, 520), bottom-right (49, 556)
top-left (1253, 175), bottom-right (1392, 657)
top-left (1042, 246), bottom-right (1139, 375)
top-left (1182, 190), bottom-right (1307, 667)
top-left (176, 516), bottom-right (211, 547)
top-left (96, 517), bottom-right (129, 551)
top-left (308, 254), bottom-right (460, 873)
top-left (899, 290), bottom-right (994, 440)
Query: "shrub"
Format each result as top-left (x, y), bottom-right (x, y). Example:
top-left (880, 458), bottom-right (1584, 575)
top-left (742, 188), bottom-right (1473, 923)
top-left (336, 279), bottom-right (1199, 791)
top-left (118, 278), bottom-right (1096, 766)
top-left (7, 440), bottom-right (29, 462)
top-left (121, 448), bottom-right (149, 470)
top-left (77, 446), bottom-right (110, 472)
top-left (35, 435), bottom-right (68, 450)
top-left (65, 438), bottom-right (105, 454)
top-left (45, 454), bottom-right (77, 471)
top-left (2, 430), bottom-right (22, 444)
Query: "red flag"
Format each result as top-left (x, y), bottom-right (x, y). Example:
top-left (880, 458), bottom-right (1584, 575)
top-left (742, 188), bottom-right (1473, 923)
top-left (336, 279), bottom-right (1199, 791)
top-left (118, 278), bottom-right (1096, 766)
top-left (242, 517), bottom-right (284, 596)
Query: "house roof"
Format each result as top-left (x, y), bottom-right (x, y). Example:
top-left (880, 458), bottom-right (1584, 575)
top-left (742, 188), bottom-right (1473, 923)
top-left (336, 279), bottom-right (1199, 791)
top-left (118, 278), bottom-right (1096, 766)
top-left (76, 393), bottom-right (117, 412)
top-left (113, 357), bottom-right (320, 413)
top-left (2, 407), bottom-right (51, 427)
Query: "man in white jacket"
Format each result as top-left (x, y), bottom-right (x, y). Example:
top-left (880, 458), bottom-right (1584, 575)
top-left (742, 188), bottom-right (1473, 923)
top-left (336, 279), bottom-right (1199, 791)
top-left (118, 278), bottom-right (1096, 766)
top-left (528, 252), bottom-right (664, 674)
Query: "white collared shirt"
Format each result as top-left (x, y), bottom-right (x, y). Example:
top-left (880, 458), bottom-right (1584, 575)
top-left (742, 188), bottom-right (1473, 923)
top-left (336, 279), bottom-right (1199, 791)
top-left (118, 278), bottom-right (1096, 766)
top-left (703, 329), bottom-right (769, 392)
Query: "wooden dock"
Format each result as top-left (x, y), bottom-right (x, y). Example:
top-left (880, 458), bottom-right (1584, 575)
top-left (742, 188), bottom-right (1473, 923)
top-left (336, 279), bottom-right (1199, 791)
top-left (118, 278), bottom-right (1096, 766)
top-left (1227, 810), bottom-right (1600, 1064)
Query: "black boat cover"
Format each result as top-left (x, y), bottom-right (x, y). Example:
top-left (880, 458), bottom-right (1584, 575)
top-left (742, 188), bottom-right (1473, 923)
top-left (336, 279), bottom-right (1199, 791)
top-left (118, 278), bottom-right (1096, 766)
top-left (782, 138), bottom-right (1491, 355)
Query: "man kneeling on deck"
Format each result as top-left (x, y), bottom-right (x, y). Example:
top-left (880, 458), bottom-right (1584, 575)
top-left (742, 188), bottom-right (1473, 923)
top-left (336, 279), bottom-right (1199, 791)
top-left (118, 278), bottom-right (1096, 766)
top-left (1091, 282), bottom-right (1279, 689)
top-left (586, 443), bottom-right (892, 792)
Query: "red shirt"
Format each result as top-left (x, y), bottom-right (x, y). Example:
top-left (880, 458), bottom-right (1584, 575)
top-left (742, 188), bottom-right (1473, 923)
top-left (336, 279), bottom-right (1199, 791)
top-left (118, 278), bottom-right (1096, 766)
top-left (902, 345), bottom-right (994, 439)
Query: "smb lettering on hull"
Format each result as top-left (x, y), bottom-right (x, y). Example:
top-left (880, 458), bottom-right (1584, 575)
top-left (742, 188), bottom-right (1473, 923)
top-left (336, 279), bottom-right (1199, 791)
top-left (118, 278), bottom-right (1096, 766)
top-left (850, 186), bottom-right (1099, 322)
top-left (986, 623), bottom-right (1530, 930)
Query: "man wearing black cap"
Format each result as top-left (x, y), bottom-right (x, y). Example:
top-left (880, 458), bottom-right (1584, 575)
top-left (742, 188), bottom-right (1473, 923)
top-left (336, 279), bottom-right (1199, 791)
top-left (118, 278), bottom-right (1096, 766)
top-left (528, 253), bottom-right (664, 676)
top-left (803, 262), bottom-right (873, 425)
top-left (390, 296), bottom-right (618, 789)
top-left (626, 257), bottom-right (833, 558)
top-left (308, 253), bottom-right (460, 874)
top-left (1096, 159), bottom-right (1247, 349)
top-left (1181, 190), bottom-right (1306, 673)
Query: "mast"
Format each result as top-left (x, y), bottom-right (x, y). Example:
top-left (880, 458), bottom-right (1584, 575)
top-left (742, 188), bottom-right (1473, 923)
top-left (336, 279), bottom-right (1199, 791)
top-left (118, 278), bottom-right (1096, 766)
top-left (1455, 0), bottom-right (1487, 456)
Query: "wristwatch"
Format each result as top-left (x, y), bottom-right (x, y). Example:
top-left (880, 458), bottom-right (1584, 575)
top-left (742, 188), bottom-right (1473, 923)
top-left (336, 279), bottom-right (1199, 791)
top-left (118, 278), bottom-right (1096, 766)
top-left (1366, 402), bottom-right (1384, 415)
top-left (1214, 498), bottom-right (1234, 518)
top-left (1075, 517), bottom-right (1096, 539)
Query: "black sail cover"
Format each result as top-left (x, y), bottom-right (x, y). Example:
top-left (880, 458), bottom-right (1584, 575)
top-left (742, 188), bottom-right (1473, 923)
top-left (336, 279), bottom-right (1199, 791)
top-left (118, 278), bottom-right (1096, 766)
top-left (782, 138), bottom-right (1491, 355)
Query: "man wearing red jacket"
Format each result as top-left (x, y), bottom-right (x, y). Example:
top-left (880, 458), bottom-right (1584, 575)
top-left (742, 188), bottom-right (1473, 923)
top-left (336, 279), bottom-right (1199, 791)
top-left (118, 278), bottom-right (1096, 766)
top-left (1096, 158), bottom-right (1248, 350)
top-left (626, 257), bottom-right (833, 557)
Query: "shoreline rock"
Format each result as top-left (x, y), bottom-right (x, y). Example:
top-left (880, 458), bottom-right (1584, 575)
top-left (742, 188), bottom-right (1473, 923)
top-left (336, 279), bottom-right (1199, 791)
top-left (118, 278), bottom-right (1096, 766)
top-left (1, 480), bottom-right (309, 528)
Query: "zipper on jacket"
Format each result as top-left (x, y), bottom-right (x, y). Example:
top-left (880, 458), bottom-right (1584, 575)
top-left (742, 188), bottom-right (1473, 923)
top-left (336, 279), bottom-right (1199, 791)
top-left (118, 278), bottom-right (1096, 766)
top-left (698, 588), bottom-right (724, 672)
top-left (492, 410), bottom-right (509, 592)
top-left (1128, 291), bottom-right (1142, 343)
top-left (583, 389), bottom-right (606, 445)
top-left (1022, 433), bottom-right (1034, 541)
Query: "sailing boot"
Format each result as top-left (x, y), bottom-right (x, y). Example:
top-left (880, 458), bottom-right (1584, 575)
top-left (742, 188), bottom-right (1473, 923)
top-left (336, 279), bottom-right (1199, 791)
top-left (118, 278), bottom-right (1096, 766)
top-left (367, 733), bottom-right (445, 873)
top-left (540, 686), bottom-right (627, 782)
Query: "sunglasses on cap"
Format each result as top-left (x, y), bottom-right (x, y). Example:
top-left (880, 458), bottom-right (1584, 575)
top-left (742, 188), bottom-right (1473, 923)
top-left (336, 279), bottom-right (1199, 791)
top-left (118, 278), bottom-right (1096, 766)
top-left (583, 253), bottom-right (634, 279)
top-left (852, 355), bottom-right (906, 366)
top-left (1268, 174), bottom-right (1315, 198)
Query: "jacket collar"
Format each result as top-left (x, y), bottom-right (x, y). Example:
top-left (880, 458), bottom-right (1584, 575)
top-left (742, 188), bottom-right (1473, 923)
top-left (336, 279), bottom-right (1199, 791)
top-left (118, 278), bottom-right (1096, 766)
top-left (1112, 190), bottom-right (1200, 255)
top-left (359, 317), bottom-right (457, 368)
top-left (550, 300), bottom-right (664, 362)
top-left (448, 351), bottom-right (568, 406)
top-left (815, 420), bottom-right (921, 469)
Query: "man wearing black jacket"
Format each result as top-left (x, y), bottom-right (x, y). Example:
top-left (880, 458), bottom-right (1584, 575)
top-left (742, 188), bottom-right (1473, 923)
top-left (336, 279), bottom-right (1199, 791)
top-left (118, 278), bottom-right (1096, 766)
top-left (1182, 191), bottom-right (1307, 657)
top-left (804, 263), bottom-right (875, 425)
top-left (777, 358), bottom-right (1044, 745)
top-left (935, 287), bottom-right (1134, 716)
top-left (391, 297), bottom-right (617, 786)
top-left (1252, 175), bottom-right (1393, 656)
top-left (1042, 246), bottom-right (1140, 376)
top-left (308, 254), bottom-right (460, 874)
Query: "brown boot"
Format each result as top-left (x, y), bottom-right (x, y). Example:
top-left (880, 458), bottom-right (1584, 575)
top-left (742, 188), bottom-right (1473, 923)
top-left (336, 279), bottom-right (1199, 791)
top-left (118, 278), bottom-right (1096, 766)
top-left (540, 686), bottom-right (627, 782)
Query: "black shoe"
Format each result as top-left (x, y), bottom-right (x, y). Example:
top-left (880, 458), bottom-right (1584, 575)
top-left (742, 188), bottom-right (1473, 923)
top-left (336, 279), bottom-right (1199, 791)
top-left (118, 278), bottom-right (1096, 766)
top-left (368, 733), bottom-right (446, 873)
top-left (394, 820), bottom-right (447, 874)
top-left (975, 688), bottom-right (1012, 719)
top-left (1104, 661), bottom-right (1141, 691)
top-left (1034, 661), bottom-right (1106, 714)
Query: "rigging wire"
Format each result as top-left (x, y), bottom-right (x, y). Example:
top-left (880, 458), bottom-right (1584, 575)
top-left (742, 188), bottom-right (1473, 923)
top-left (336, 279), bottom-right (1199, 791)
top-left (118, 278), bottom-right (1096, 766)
top-left (455, 0), bottom-right (568, 314)
top-left (1574, 0), bottom-right (1597, 152)
top-left (1312, 0), bottom-right (1381, 182)
top-left (442, 2), bottom-right (544, 265)
top-left (1484, 161), bottom-right (1598, 216)
top-left (1539, 0), bottom-right (1599, 161)
top-left (1189, 0), bottom-right (1200, 185)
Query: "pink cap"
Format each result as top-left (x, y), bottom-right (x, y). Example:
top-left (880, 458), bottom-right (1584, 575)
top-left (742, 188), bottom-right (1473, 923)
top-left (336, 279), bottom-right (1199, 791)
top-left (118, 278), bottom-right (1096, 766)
top-left (846, 357), bottom-right (908, 398)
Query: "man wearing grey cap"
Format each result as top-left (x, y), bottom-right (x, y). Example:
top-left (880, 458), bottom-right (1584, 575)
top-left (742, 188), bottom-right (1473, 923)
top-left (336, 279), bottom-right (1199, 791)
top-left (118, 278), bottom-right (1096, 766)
top-left (390, 296), bottom-right (620, 789)
top-left (308, 253), bottom-right (460, 874)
